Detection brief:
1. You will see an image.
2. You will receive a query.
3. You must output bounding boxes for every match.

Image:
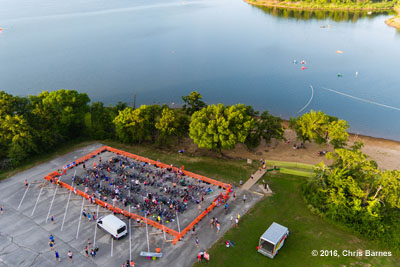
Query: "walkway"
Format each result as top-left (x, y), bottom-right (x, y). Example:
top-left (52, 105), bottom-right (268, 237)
top-left (242, 169), bottom-right (266, 190)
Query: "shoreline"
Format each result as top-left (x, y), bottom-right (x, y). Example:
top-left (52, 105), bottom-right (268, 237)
top-left (244, 0), bottom-right (400, 30)
top-left (385, 7), bottom-right (400, 30)
top-left (244, 0), bottom-right (393, 12)
top-left (214, 120), bottom-right (400, 171)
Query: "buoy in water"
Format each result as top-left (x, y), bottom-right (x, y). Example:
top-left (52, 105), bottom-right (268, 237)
top-left (336, 50), bottom-right (344, 54)
top-left (301, 66), bottom-right (307, 70)
top-left (293, 60), bottom-right (297, 64)
top-left (301, 60), bottom-right (306, 64)
top-left (355, 71), bottom-right (358, 78)
top-left (0, 28), bottom-right (2, 32)
top-left (337, 73), bottom-right (343, 77)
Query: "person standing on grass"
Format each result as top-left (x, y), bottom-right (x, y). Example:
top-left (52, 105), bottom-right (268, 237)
top-left (235, 218), bottom-right (239, 228)
top-left (67, 251), bottom-right (73, 262)
top-left (54, 251), bottom-right (61, 262)
top-left (195, 236), bottom-right (199, 248)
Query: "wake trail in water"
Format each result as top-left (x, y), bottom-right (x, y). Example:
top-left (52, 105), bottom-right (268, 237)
top-left (321, 86), bottom-right (400, 112)
top-left (297, 84), bottom-right (314, 113)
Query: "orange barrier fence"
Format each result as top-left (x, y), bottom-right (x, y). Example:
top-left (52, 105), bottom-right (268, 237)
top-left (44, 145), bottom-right (232, 244)
top-left (44, 175), bottom-right (180, 238)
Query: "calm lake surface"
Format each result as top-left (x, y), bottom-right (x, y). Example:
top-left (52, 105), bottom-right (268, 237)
top-left (1, 0), bottom-right (400, 140)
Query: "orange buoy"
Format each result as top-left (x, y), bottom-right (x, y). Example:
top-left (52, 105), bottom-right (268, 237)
top-left (301, 66), bottom-right (307, 70)
top-left (0, 28), bottom-right (2, 32)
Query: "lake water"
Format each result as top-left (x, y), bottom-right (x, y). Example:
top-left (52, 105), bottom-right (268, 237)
top-left (1, 0), bottom-right (400, 140)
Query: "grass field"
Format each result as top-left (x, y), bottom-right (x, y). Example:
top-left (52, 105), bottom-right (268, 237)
top-left (194, 173), bottom-right (399, 267)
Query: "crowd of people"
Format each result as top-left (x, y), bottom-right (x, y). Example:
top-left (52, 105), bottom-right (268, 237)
top-left (69, 154), bottom-right (221, 225)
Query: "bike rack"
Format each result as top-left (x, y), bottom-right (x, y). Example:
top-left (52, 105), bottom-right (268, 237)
top-left (44, 146), bottom-right (232, 244)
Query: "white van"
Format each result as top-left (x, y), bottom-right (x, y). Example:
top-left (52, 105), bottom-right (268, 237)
top-left (97, 214), bottom-right (128, 239)
top-left (258, 222), bottom-right (289, 258)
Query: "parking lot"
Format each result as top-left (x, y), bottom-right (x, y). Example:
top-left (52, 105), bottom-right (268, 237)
top-left (0, 143), bottom-right (262, 267)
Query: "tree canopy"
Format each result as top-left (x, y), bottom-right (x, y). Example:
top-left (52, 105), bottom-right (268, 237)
top-left (113, 105), bottom-right (161, 144)
top-left (245, 110), bottom-right (284, 149)
top-left (189, 103), bottom-right (253, 152)
top-left (182, 91), bottom-right (206, 115)
top-left (290, 110), bottom-right (349, 148)
top-left (304, 143), bottom-right (400, 248)
top-left (155, 108), bottom-right (177, 146)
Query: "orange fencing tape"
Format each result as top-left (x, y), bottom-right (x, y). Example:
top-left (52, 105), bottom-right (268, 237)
top-left (44, 145), bottom-right (232, 244)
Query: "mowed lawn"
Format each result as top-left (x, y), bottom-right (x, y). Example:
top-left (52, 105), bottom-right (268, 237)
top-left (194, 173), bottom-right (399, 267)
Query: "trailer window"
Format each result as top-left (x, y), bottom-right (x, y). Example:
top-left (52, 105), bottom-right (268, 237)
top-left (260, 239), bottom-right (274, 253)
top-left (117, 226), bottom-right (126, 234)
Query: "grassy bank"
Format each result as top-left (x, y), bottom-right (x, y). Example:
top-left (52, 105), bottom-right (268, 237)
top-left (245, 0), bottom-right (394, 11)
top-left (195, 173), bottom-right (399, 267)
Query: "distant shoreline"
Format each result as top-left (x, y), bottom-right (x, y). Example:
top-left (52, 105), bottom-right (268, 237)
top-left (385, 7), bottom-right (400, 30)
top-left (244, 0), bottom-right (400, 30)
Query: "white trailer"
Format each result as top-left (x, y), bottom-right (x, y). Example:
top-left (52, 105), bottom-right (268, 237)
top-left (258, 222), bottom-right (289, 258)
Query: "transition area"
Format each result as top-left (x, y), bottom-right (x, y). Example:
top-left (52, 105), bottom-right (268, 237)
top-left (44, 146), bottom-right (232, 244)
top-left (0, 143), bottom-right (262, 267)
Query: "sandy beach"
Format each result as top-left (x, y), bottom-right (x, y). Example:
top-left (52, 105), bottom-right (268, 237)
top-left (182, 127), bottom-right (400, 171)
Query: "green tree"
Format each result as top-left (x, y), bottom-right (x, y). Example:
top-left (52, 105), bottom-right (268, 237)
top-left (90, 102), bottom-right (115, 140)
top-left (155, 108), bottom-right (176, 146)
top-left (113, 105), bottom-right (161, 144)
top-left (303, 143), bottom-right (400, 247)
top-left (28, 90), bottom-right (90, 150)
top-left (327, 119), bottom-right (349, 148)
top-left (0, 114), bottom-right (36, 163)
top-left (182, 91), bottom-right (206, 115)
top-left (295, 110), bottom-right (330, 144)
top-left (291, 110), bottom-right (348, 147)
top-left (245, 110), bottom-right (284, 149)
top-left (189, 104), bottom-right (253, 152)
top-left (259, 111), bottom-right (284, 142)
